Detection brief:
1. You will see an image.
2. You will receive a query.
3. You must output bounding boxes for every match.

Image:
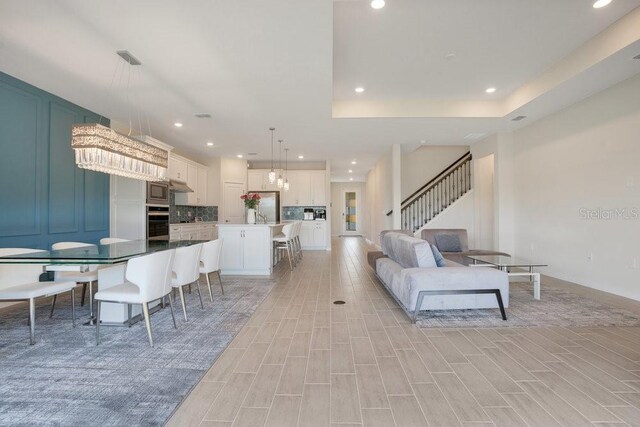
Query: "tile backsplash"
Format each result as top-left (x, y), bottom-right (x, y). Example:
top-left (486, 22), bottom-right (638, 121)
top-left (170, 192), bottom-right (218, 223)
top-left (282, 206), bottom-right (326, 220)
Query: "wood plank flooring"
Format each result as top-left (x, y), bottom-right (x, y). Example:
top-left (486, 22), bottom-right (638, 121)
top-left (167, 237), bottom-right (640, 427)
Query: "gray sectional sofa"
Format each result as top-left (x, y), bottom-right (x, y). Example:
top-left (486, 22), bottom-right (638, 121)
top-left (421, 228), bottom-right (510, 265)
top-left (373, 231), bottom-right (509, 323)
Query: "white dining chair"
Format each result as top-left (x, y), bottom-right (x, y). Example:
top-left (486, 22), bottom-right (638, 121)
top-left (172, 244), bottom-right (204, 322)
top-left (0, 248), bottom-right (77, 345)
top-left (99, 238), bottom-right (130, 245)
top-left (199, 239), bottom-right (224, 301)
top-left (50, 242), bottom-right (99, 315)
top-left (273, 223), bottom-right (295, 271)
top-left (95, 249), bottom-right (176, 347)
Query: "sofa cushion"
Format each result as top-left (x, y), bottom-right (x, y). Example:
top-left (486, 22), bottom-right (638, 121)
top-left (381, 232), bottom-right (437, 269)
top-left (430, 244), bottom-right (447, 267)
top-left (435, 234), bottom-right (462, 252)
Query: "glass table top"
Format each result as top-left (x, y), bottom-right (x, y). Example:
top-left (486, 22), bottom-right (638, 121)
top-left (465, 255), bottom-right (547, 268)
top-left (0, 240), bottom-right (207, 264)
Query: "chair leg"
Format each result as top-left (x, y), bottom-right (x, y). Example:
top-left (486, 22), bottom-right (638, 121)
top-left (142, 303), bottom-right (154, 347)
top-left (50, 295), bottom-right (57, 318)
top-left (205, 273), bottom-right (214, 302)
top-left (127, 304), bottom-right (132, 328)
top-left (29, 298), bottom-right (36, 345)
top-left (167, 293), bottom-right (178, 329)
top-left (188, 283), bottom-right (192, 294)
top-left (195, 280), bottom-right (204, 309)
top-left (88, 281), bottom-right (95, 324)
top-left (286, 242), bottom-right (293, 271)
top-left (178, 286), bottom-right (188, 322)
top-left (81, 283), bottom-right (87, 306)
top-left (95, 301), bottom-right (101, 345)
top-left (217, 271), bottom-right (224, 295)
top-left (70, 288), bottom-right (76, 328)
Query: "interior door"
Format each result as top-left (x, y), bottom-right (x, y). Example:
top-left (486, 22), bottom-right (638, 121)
top-left (342, 190), bottom-right (360, 235)
top-left (223, 182), bottom-right (246, 223)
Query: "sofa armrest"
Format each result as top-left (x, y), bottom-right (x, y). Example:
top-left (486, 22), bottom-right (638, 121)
top-left (367, 251), bottom-right (386, 270)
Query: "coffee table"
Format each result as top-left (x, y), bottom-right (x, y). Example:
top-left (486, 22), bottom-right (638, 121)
top-left (465, 255), bottom-right (547, 300)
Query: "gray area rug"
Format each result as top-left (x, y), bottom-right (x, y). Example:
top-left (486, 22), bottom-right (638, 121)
top-left (0, 277), bottom-right (275, 426)
top-left (416, 281), bottom-right (640, 328)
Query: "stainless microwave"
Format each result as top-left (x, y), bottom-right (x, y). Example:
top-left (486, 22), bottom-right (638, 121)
top-left (146, 181), bottom-right (170, 205)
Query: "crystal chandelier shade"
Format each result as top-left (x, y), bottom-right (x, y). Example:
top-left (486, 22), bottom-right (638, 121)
top-left (71, 124), bottom-right (168, 181)
top-left (268, 127), bottom-right (276, 184)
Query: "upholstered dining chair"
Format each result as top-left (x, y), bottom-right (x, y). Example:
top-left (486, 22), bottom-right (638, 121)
top-left (95, 249), bottom-right (176, 347)
top-left (199, 239), bottom-right (224, 301)
top-left (171, 244), bottom-right (204, 322)
top-left (0, 248), bottom-right (76, 345)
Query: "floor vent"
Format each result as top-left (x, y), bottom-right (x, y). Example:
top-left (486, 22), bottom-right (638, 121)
top-left (333, 300), bottom-right (346, 305)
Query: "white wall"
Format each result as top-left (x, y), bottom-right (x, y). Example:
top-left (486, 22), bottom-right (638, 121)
top-left (364, 148), bottom-right (394, 246)
top-left (205, 157), bottom-right (221, 206)
top-left (401, 145), bottom-right (469, 200)
top-left (510, 73), bottom-right (640, 301)
top-left (331, 182), bottom-right (366, 236)
top-left (418, 191), bottom-right (476, 245)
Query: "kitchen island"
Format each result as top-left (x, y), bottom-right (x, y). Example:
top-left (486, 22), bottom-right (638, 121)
top-left (217, 223), bottom-right (284, 275)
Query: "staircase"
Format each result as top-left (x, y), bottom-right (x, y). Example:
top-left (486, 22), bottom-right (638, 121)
top-left (388, 152), bottom-right (472, 233)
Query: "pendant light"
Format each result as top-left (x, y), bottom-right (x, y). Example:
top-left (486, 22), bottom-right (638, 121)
top-left (283, 148), bottom-right (290, 192)
top-left (267, 127), bottom-right (276, 184)
top-left (277, 139), bottom-right (284, 189)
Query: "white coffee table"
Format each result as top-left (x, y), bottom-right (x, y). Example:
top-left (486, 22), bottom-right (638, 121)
top-left (466, 255), bottom-right (547, 300)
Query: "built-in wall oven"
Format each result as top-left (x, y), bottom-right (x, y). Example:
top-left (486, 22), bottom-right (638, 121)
top-left (147, 206), bottom-right (170, 240)
top-left (147, 181), bottom-right (170, 205)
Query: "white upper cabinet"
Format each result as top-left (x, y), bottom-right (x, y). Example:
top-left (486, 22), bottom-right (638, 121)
top-left (169, 156), bottom-right (188, 181)
top-left (171, 154), bottom-right (210, 207)
top-left (280, 170), bottom-right (326, 206)
top-left (247, 169), bottom-right (281, 192)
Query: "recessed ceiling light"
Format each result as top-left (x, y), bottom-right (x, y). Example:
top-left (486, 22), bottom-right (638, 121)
top-left (174, 122), bottom-right (183, 127)
top-left (593, 0), bottom-right (612, 8)
top-left (236, 154), bottom-right (243, 158)
top-left (485, 87), bottom-right (496, 94)
top-left (348, 170), bottom-right (353, 173)
top-left (298, 155), bottom-right (304, 159)
top-left (349, 177), bottom-right (354, 181)
top-left (355, 87), bottom-right (365, 93)
top-left (371, 0), bottom-right (385, 9)
top-left (351, 160), bottom-right (357, 165)
top-left (420, 140), bottom-right (427, 144)
top-left (444, 53), bottom-right (456, 61)
top-left (206, 142), bottom-right (214, 146)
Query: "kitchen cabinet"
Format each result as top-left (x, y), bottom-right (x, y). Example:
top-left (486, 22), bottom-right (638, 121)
top-left (281, 170), bottom-right (326, 206)
top-left (171, 154), bottom-right (209, 207)
top-left (169, 223), bottom-right (216, 241)
top-left (217, 224), bottom-right (279, 275)
top-left (169, 156), bottom-right (188, 181)
top-left (247, 169), bottom-right (279, 192)
top-left (300, 221), bottom-right (327, 249)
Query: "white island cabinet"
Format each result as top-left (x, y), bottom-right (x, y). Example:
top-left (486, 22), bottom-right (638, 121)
top-left (217, 223), bottom-right (284, 275)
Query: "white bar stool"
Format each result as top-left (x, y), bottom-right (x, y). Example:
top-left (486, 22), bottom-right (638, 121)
top-left (273, 223), bottom-right (295, 271)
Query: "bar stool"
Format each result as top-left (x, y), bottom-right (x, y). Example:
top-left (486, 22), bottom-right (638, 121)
top-left (273, 223), bottom-right (295, 271)
top-left (294, 221), bottom-right (303, 262)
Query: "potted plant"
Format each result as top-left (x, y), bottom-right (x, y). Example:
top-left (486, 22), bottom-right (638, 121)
top-left (240, 192), bottom-right (261, 224)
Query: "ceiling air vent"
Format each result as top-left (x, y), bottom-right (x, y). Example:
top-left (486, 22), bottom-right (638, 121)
top-left (463, 133), bottom-right (486, 140)
top-left (247, 152), bottom-right (258, 156)
top-left (194, 113), bottom-right (212, 118)
top-left (512, 115), bottom-right (527, 121)
top-left (633, 54), bottom-right (640, 60)
top-left (116, 50), bottom-right (142, 65)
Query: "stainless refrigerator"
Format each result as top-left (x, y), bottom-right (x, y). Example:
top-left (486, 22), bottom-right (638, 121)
top-left (255, 191), bottom-right (280, 223)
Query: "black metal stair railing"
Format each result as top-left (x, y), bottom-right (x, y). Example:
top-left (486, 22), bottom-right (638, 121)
top-left (387, 152), bottom-right (472, 232)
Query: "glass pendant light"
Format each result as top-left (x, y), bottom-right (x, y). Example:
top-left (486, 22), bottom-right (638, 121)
top-left (267, 127), bottom-right (276, 184)
top-left (283, 148), bottom-right (290, 191)
top-left (277, 139), bottom-right (284, 189)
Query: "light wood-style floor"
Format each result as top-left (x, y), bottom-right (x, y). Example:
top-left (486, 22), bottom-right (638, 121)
top-left (167, 237), bottom-right (640, 427)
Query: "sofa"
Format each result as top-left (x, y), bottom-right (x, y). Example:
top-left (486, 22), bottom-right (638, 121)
top-left (373, 231), bottom-right (509, 323)
top-left (421, 229), bottom-right (510, 265)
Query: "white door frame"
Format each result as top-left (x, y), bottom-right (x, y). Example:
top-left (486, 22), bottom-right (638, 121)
top-left (223, 181), bottom-right (246, 224)
top-left (341, 188), bottom-right (361, 236)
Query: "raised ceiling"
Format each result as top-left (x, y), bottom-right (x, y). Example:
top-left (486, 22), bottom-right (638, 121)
top-left (0, 0), bottom-right (638, 182)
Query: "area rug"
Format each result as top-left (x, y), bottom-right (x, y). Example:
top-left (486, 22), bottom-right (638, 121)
top-left (0, 277), bottom-right (275, 426)
top-left (415, 281), bottom-right (640, 328)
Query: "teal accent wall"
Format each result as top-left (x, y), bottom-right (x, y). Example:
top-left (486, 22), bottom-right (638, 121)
top-left (0, 71), bottom-right (110, 249)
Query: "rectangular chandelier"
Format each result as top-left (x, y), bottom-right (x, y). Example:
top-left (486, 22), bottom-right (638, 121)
top-left (71, 123), bottom-right (168, 181)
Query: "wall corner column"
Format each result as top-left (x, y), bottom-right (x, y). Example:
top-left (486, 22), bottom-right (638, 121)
top-left (391, 143), bottom-right (402, 229)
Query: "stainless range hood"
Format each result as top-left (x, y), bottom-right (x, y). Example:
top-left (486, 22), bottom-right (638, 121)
top-left (169, 179), bottom-right (194, 193)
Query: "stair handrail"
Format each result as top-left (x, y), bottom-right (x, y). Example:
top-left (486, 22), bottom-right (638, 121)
top-left (386, 151), bottom-right (471, 216)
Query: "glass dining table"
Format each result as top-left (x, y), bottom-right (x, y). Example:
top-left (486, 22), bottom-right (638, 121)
top-left (0, 239), bottom-right (206, 324)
